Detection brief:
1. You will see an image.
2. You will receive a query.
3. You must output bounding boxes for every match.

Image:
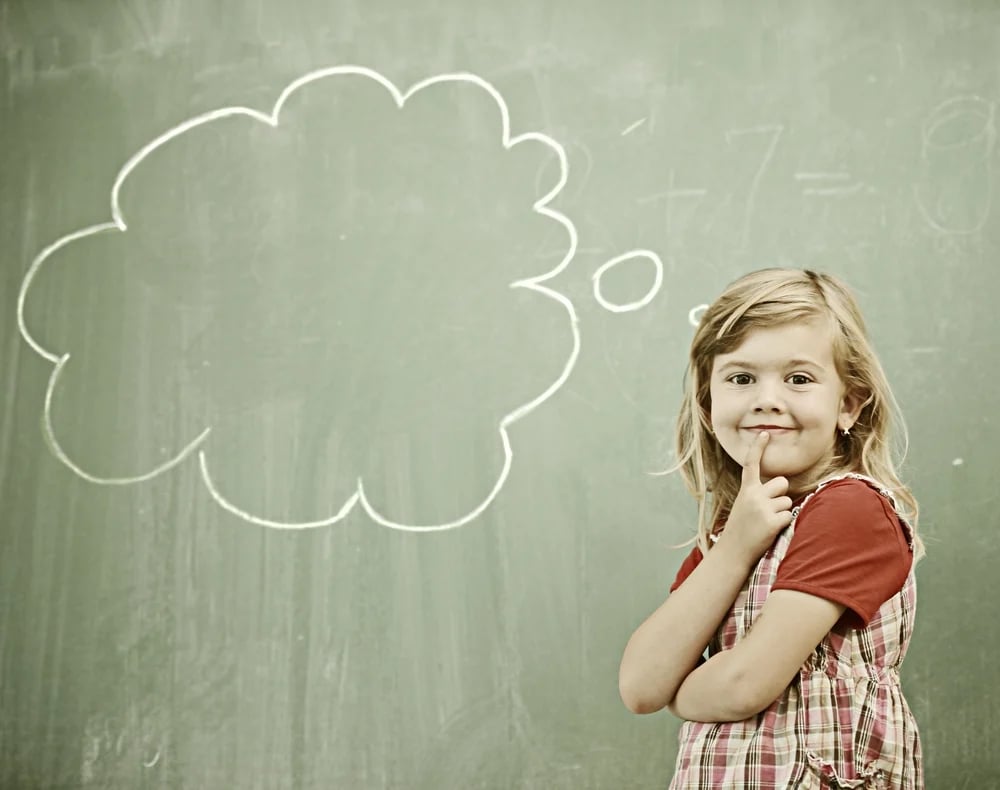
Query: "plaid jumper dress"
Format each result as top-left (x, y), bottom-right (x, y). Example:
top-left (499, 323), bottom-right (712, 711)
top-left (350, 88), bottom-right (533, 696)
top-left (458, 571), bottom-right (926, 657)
top-left (670, 475), bottom-right (923, 789)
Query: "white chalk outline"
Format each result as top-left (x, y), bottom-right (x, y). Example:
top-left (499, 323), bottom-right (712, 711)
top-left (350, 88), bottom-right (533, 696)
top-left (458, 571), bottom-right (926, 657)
top-left (591, 250), bottom-right (664, 313)
top-left (17, 65), bottom-right (581, 532)
top-left (687, 304), bottom-right (708, 327)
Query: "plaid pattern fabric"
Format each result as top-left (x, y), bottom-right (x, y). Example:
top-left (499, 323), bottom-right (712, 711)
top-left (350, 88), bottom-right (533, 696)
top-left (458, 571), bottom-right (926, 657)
top-left (670, 475), bottom-right (923, 789)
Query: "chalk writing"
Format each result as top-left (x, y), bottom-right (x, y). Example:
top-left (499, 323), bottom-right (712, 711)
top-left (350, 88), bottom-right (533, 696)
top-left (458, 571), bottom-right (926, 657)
top-left (724, 124), bottom-right (784, 249)
top-left (795, 171), bottom-right (867, 197)
top-left (914, 95), bottom-right (996, 234)
top-left (637, 170), bottom-right (708, 235)
top-left (621, 118), bottom-right (647, 136)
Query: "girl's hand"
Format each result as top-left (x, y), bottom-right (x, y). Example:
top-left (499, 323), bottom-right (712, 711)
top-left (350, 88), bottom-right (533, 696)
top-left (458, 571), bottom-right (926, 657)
top-left (717, 431), bottom-right (793, 561)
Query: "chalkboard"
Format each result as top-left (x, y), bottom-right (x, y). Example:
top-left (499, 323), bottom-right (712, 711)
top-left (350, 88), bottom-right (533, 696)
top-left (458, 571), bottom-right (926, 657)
top-left (2, 2), bottom-right (998, 787)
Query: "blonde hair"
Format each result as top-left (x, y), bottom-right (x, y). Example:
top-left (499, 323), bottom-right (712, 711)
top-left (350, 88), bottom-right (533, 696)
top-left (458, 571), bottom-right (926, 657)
top-left (674, 268), bottom-right (923, 558)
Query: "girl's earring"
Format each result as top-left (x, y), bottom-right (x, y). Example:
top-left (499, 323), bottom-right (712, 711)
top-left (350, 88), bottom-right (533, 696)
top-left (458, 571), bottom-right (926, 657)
top-left (841, 427), bottom-right (851, 437)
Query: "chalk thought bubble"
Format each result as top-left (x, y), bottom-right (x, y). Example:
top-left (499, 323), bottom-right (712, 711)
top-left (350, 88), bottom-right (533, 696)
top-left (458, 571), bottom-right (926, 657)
top-left (18, 66), bottom-right (594, 531)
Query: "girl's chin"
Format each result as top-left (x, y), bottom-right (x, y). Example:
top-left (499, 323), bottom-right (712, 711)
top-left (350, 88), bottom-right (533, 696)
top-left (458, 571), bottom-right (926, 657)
top-left (759, 463), bottom-right (808, 483)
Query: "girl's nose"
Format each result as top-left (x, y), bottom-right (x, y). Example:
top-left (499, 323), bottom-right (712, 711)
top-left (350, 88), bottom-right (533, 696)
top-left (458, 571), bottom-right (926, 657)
top-left (752, 381), bottom-right (785, 412)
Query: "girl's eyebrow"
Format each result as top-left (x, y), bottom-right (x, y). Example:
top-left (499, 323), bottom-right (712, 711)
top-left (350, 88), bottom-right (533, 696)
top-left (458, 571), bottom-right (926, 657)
top-left (715, 357), bottom-right (824, 372)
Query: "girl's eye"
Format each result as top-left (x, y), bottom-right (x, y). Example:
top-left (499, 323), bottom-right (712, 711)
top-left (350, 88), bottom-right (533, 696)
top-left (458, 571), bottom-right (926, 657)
top-left (728, 373), bottom-right (754, 386)
top-left (788, 374), bottom-right (813, 385)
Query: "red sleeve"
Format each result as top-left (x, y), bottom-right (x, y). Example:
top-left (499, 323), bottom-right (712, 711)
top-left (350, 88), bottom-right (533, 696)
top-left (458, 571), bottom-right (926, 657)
top-left (772, 478), bottom-right (913, 628)
top-left (669, 545), bottom-right (704, 593)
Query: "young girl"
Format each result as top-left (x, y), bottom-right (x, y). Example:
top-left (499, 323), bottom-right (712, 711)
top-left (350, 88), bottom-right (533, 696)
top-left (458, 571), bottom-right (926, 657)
top-left (619, 269), bottom-right (924, 788)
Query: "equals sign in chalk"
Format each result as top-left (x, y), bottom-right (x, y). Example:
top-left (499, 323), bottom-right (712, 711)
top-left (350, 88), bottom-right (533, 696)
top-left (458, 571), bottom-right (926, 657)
top-left (794, 172), bottom-right (866, 197)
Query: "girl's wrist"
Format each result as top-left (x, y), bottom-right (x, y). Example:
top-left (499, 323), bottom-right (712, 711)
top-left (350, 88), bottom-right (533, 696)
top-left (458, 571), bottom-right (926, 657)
top-left (708, 532), bottom-right (756, 577)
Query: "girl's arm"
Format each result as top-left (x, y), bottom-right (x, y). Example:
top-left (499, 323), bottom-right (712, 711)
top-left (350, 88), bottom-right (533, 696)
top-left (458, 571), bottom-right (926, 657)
top-left (619, 431), bottom-right (792, 715)
top-left (618, 536), bottom-right (755, 714)
top-left (668, 590), bottom-right (844, 722)
top-left (671, 480), bottom-right (909, 722)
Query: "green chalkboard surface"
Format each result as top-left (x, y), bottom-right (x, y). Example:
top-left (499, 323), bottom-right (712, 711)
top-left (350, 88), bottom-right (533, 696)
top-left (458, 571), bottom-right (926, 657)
top-left (2, 2), bottom-right (998, 787)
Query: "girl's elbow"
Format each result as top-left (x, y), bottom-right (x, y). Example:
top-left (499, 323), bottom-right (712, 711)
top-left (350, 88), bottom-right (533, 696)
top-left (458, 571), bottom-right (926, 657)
top-left (618, 673), bottom-right (669, 715)
top-left (620, 689), bottom-right (667, 715)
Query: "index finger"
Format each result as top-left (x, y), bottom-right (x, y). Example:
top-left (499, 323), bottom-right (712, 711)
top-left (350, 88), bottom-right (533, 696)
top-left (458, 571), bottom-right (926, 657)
top-left (741, 431), bottom-right (770, 483)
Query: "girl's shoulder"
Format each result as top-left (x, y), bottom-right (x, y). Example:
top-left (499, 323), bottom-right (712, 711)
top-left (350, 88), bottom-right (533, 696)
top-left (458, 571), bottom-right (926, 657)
top-left (794, 473), bottom-right (916, 551)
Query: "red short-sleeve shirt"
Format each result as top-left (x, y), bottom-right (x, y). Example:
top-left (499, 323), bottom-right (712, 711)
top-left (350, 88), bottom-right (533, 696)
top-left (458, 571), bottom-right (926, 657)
top-left (669, 478), bottom-right (913, 627)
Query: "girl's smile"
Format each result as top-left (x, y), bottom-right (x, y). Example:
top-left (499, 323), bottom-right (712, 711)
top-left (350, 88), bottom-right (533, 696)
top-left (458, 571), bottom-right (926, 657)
top-left (741, 425), bottom-right (793, 432)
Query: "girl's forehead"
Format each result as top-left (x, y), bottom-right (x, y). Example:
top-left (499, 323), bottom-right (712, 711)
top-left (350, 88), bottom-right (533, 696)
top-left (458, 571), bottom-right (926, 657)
top-left (712, 320), bottom-right (837, 367)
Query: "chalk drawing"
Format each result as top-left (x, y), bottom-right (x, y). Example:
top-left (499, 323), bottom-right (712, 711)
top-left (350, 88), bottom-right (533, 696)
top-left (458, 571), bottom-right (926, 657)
top-left (533, 138), bottom-right (593, 208)
top-left (621, 118), bottom-right (647, 136)
top-left (688, 304), bottom-right (708, 327)
top-left (592, 250), bottom-right (664, 313)
top-left (795, 172), bottom-right (852, 181)
top-left (914, 95), bottom-right (995, 234)
top-left (795, 172), bottom-right (867, 197)
top-left (18, 66), bottom-right (588, 532)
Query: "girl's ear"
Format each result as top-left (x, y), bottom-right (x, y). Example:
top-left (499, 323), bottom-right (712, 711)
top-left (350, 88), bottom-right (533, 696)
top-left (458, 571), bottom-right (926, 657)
top-left (839, 388), bottom-right (867, 432)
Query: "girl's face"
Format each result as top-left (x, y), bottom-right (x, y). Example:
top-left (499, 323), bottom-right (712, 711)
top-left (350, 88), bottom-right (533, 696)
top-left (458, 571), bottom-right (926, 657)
top-left (709, 319), bottom-right (862, 488)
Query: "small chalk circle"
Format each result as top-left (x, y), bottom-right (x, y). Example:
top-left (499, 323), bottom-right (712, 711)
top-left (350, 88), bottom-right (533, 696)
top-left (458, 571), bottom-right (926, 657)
top-left (688, 304), bottom-right (708, 327)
